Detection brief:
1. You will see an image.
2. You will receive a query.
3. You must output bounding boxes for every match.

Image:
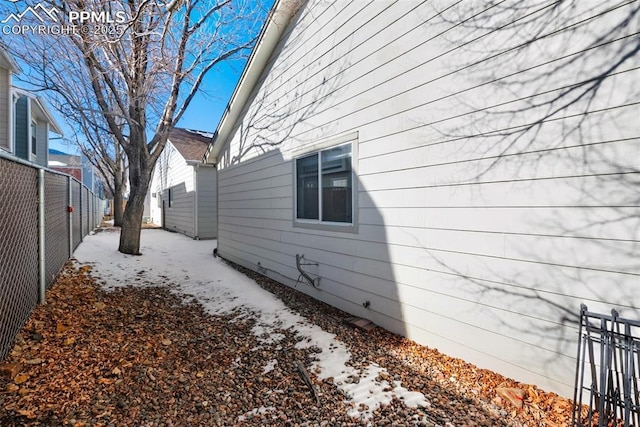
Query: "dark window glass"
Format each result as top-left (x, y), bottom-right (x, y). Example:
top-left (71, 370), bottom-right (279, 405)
top-left (296, 154), bottom-right (319, 220)
top-left (321, 144), bottom-right (351, 223)
top-left (31, 122), bottom-right (37, 155)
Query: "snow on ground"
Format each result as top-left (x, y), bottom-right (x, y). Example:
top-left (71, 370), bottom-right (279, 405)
top-left (74, 229), bottom-right (428, 420)
top-left (262, 359), bottom-right (278, 374)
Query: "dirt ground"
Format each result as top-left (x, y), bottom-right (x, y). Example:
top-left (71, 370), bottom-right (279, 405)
top-left (0, 259), bottom-right (577, 426)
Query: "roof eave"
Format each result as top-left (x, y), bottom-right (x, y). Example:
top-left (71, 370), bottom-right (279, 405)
top-left (0, 48), bottom-right (22, 73)
top-left (12, 87), bottom-right (64, 135)
top-left (204, 0), bottom-right (301, 165)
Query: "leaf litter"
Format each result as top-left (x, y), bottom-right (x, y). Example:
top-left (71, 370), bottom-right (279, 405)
top-left (0, 228), bottom-right (580, 426)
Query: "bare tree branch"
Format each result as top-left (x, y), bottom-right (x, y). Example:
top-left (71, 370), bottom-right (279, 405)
top-left (5, 0), bottom-right (267, 254)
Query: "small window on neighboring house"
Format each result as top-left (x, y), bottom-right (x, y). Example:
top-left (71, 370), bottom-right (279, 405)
top-left (31, 121), bottom-right (37, 156)
top-left (168, 188), bottom-right (173, 207)
top-left (295, 142), bottom-right (353, 226)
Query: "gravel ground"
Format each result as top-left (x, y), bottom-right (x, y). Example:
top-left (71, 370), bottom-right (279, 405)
top-left (0, 256), bottom-right (574, 426)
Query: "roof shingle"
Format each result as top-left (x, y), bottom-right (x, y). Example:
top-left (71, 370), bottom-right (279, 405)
top-left (168, 128), bottom-right (213, 162)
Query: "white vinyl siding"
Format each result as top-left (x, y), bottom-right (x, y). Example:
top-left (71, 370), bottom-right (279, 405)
top-left (164, 177), bottom-right (194, 237)
top-left (216, 0), bottom-right (640, 397)
top-left (154, 141), bottom-right (196, 237)
top-left (0, 68), bottom-right (10, 152)
top-left (35, 121), bottom-right (48, 167)
top-left (148, 141), bottom-right (217, 239)
top-left (196, 165), bottom-right (217, 239)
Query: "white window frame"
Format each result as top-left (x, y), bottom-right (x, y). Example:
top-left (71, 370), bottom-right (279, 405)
top-left (8, 93), bottom-right (18, 155)
top-left (292, 132), bottom-right (358, 233)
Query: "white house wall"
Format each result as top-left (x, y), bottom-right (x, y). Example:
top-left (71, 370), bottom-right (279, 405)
top-left (196, 165), bottom-right (217, 239)
top-left (0, 68), bottom-right (10, 152)
top-left (152, 141), bottom-right (196, 237)
top-left (215, 1), bottom-right (640, 396)
top-left (35, 121), bottom-right (48, 167)
top-left (147, 166), bottom-right (162, 226)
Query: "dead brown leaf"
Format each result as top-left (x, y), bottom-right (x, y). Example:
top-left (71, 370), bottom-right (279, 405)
top-left (14, 374), bottom-right (29, 385)
top-left (17, 409), bottom-right (37, 419)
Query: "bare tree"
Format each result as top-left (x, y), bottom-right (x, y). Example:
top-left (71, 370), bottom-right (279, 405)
top-left (5, 0), bottom-right (267, 254)
top-left (66, 110), bottom-right (128, 227)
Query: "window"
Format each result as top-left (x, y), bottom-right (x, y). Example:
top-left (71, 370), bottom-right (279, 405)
top-left (296, 143), bottom-right (353, 225)
top-left (30, 121), bottom-right (37, 156)
top-left (168, 188), bottom-right (173, 207)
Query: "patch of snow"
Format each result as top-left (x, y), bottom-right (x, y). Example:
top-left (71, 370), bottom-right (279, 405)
top-left (231, 356), bottom-right (242, 368)
top-left (185, 128), bottom-right (214, 139)
top-left (74, 229), bottom-right (428, 420)
top-left (263, 359), bottom-right (277, 374)
top-left (238, 406), bottom-right (275, 421)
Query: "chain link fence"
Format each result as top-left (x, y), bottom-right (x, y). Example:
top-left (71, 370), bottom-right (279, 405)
top-left (0, 153), bottom-right (106, 360)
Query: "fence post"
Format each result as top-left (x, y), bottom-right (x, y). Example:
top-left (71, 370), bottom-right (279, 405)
top-left (38, 169), bottom-right (46, 304)
top-left (79, 184), bottom-right (84, 242)
top-left (68, 176), bottom-right (73, 256)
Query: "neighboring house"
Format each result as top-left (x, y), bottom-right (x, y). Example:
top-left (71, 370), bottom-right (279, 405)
top-left (0, 47), bottom-right (62, 166)
top-left (204, 0), bottom-right (639, 397)
top-left (146, 128), bottom-right (216, 239)
top-left (82, 154), bottom-right (105, 198)
top-left (81, 154), bottom-right (106, 198)
top-left (0, 48), bottom-right (20, 154)
top-left (11, 87), bottom-right (63, 167)
top-left (48, 148), bottom-right (82, 181)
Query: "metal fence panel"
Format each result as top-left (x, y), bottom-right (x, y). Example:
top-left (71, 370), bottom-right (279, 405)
top-left (572, 305), bottom-right (640, 427)
top-left (83, 186), bottom-right (89, 238)
top-left (72, 180), bottom-right (82, 249)
top-left (0, 158), bottom-right (40, 359)
top-left (0, 155), bottom-right (105, 359)
top-left (44, 171), bottom-right (70, 289)
top-left (93, 196), bottom-right (97, 229)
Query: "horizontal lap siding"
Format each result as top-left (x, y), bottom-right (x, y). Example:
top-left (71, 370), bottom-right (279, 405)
top-left (197, 167), bottom-right (217, 239)
top-left (217, 0), bottom-right (640, 396)
top-left (14, 97), bottom-right (28, 160)
top-left (35, 123), bottom-right (48, 167)
top-left (159, 142), bottom-right (195, 237)
top-left (0, 69), bottom-right (10, 151)
top-left (165, 184), bottom-right (194, 237)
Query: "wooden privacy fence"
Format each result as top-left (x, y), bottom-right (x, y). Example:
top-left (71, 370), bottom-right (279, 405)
top-left (0, 152), bottom-right (105, 360)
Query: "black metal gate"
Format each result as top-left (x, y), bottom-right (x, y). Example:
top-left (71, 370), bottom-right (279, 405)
top-left (572, 304), bottom-right (640, 427)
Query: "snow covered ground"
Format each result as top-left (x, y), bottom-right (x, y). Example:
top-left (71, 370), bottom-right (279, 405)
top-left (74, 228), bottom-right (428, 421)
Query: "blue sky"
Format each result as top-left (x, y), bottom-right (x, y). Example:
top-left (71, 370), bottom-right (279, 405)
top-left (1, 0), bottom-right (275, 154)
top-left (52, 60), bottom-right (244, 152)
top-left (51, 57), bottom-right (252, 154)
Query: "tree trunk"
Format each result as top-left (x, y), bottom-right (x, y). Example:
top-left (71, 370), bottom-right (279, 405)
top-left (118, 171), bottom-right (150, 254)
top-left (112, 146), bottom-right (127, 227)
top-left (118, 193), bottom-right (145, 254)
top-left (113, 180), bottom-right (124, 227)
top-left (118, 133), bottom-right (152, 255)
